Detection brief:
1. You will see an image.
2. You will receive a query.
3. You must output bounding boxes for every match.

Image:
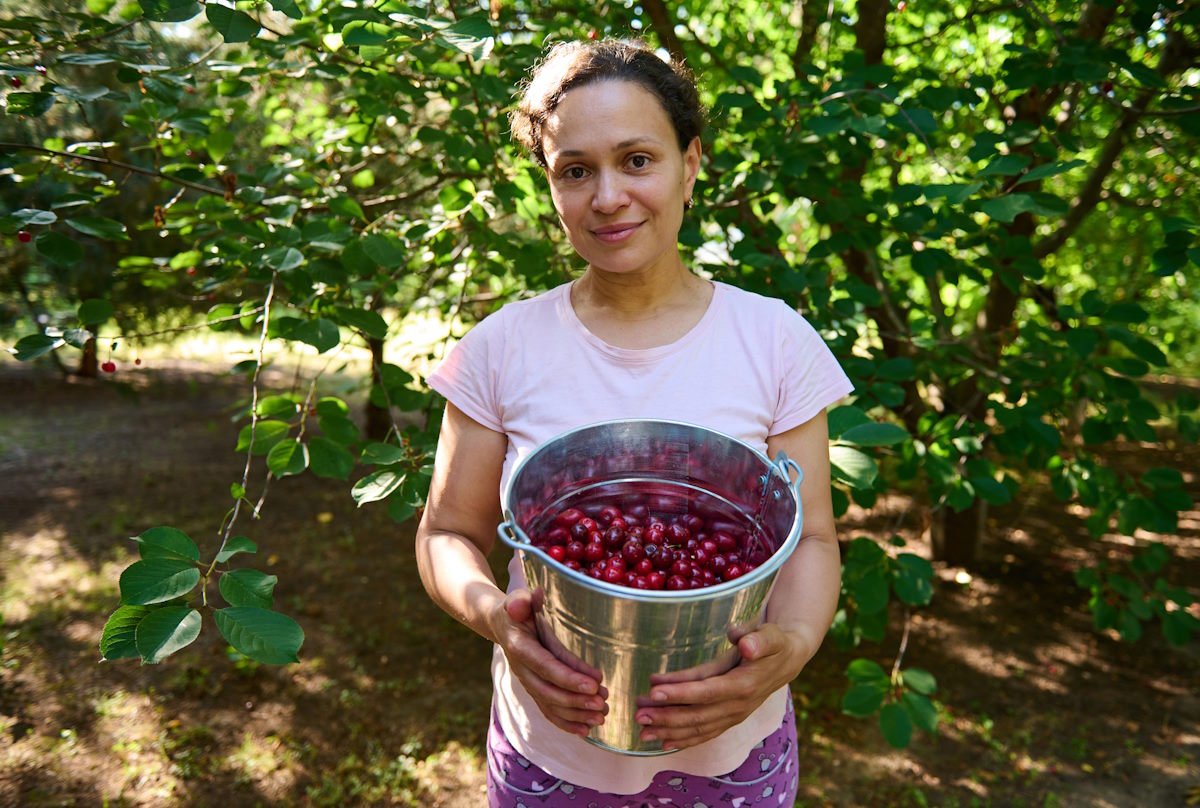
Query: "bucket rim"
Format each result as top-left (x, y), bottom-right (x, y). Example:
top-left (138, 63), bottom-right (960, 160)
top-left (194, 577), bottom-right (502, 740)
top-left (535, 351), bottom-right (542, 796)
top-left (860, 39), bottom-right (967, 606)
top-left (498, 418), bottom-right (804, 602)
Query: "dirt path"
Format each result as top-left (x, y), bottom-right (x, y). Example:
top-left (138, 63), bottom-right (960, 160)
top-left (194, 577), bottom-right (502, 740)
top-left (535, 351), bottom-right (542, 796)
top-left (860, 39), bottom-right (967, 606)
top-left (1, 360), bottom-right (1197, 807)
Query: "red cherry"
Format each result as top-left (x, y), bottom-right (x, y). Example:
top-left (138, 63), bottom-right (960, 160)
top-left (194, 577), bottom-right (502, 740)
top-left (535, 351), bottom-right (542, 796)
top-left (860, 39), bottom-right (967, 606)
top-left (35, 65), bottom-right (46, 76)
top-left (565, 541), bottom-right (585, 561)
top-left (186, 266), bottom-right (197, 276)
top-left (555, 508), bottom-right (584, 527)
top-left (9, 77), bottom-right (21, 88)
top-left (17, 230), bottom-right (32, 243)
top-left (134, 358), bottom-right (142, 365)
top-left (587, 29), bottom-right (598, 40)
top-left (546, 545), bottom-right (567, 563)
top-left (1101, 81), bottom-right (1114, 94)
top-left (100, 361), bottom-right (117, 373)
top-left (897, 0), bottom-right (907, 11)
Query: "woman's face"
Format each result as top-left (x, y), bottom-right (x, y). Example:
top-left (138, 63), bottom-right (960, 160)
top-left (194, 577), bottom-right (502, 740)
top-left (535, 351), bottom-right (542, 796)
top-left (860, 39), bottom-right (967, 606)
top-left (541, 80), bottom-right (700, 278)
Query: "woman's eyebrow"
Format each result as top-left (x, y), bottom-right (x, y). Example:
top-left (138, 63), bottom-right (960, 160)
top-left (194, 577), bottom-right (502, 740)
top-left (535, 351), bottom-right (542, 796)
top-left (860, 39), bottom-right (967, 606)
top-left (554, 136), bottom-right (666, 158)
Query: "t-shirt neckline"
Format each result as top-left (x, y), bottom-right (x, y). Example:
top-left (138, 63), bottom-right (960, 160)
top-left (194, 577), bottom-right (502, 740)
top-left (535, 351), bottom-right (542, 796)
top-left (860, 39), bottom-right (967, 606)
top-left (556, 279), bottom-right (723, 364)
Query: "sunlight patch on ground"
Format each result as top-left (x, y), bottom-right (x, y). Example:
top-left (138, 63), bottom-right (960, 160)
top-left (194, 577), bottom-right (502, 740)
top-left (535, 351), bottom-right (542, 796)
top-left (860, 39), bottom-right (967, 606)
top-left (0, 527), bottom-right (123, 623)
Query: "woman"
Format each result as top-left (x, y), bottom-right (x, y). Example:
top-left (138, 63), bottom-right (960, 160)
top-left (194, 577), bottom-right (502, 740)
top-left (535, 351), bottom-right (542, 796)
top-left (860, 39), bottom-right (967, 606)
top-left (416, 39), bottom-right (852, 807)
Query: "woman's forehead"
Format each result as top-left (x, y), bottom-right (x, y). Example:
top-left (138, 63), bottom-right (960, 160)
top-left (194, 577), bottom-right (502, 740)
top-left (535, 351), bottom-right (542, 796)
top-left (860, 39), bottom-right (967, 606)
top-left (544, 82), bottom-right (672, 154)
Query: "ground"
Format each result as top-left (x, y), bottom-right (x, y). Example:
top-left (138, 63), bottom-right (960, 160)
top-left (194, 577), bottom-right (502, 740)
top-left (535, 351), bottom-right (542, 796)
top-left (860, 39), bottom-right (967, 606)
top-left (0, 359), bottom-right (1197, 807)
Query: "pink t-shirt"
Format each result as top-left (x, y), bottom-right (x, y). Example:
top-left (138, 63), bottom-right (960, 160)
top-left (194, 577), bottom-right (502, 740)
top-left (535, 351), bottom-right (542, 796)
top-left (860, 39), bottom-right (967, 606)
top-left (427, 279), bottom-right (853, 794)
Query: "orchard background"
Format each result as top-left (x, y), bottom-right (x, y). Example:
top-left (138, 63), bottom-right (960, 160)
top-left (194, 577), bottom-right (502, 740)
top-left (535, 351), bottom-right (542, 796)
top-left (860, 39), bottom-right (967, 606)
top-left (1, 0), bottom-right (1198, 805)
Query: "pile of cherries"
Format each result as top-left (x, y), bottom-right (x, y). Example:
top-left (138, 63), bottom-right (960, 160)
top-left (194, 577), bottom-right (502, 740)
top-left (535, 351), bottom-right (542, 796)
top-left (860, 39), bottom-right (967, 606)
top-left (531, 501), bottom-right (771, 591)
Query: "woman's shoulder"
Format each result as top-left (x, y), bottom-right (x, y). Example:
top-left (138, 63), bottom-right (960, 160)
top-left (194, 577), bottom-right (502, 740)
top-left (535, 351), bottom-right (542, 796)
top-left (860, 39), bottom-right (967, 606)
top-left (713, 281), bottom-right (806, 324)
top-left (466, 282), bottom-right (569, 336)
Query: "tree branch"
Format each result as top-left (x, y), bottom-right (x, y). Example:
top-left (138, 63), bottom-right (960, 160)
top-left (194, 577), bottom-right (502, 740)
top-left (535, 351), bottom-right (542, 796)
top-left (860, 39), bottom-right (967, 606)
top-left (0, 142), bottom-right (225, 198)
top-left (640, 0), bottom-right (686, 64)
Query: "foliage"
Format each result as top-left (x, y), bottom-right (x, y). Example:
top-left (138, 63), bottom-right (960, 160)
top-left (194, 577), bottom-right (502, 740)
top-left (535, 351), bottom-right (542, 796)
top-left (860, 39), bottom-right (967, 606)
top-left (2, 0), bottom-right (1198, 746)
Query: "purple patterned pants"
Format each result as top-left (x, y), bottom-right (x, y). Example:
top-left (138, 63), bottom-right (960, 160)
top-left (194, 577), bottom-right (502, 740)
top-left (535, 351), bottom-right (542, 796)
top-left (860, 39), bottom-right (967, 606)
top-left (486, 696), bottom-right (799, 808)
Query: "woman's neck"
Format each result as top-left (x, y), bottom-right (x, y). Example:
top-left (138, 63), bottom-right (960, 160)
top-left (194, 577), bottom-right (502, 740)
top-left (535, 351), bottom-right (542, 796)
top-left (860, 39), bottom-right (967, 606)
top-left (573, 262), bottom-right (708, 321)
top-left (569, 263), bottom-right (714, 350)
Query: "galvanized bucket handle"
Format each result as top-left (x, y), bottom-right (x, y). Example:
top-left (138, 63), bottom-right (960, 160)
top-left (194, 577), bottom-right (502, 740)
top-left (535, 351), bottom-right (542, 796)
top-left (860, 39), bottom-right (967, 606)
top-left (757, 450), bottom-right (804, 519)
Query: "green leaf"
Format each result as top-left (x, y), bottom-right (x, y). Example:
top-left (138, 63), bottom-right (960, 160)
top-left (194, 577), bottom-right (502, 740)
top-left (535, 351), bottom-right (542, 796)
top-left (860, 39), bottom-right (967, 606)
top-left (361, 234), bottom-right (405, 267)
top-left (263, 246), bottom-right (304, 271)
top-left (319, 415), bottom-right (360, 445)
top-left (9, 208), bottom-right (57, 226)
top-left (308, 436), bottom-right (355, 479)
top-left (830, 446), bottom-right (879, 488)
top-left (839, 422), bottom-right (909, 447)
top-left (436, 16), bottom-right (494, 60)
top-left (901, 667), bottom-right (937, 695)
top-left (1018, 159), bottom-right (1087, 184)
top-left (206, 3), bottom-right (260, 43)
top-left (267, 438), bottom-right (309, 477)
top-left (100, 605), bottom-right (152, 660)
top-left (134, 526), bottom-right (200, 563)
top-left (352, 468), bottom-right (406, 506)
top-left (361, 442), bottom-right (408, 465)
top-left (77, 298), bottom-right (114, 325)
top-left (329, 196), bottom-right (365, 220)
top-left (289, 318), bottom-right (340, 353)
top-left (66, 216), bottom-right (129, 241)
top-left (219, 568), bottom-right (277, 608)
top-left (269, 0), bottom-right (302, 19)
top-left (846, 658), bottom-right (889, 684)
top-left (970, 476), bottom-right (1013, 505)
top-left (214, 607), bottom-right (304, 665)
top-left (315, 397), bottom-right (349, 417)
top-left (11, 334), bottom-right (65, 361)
top-left (1163, 610), bottom-right (1200, 646)
top-left (5, 92), bottom-right (55, 117)
top-left (35, 232), bottom-right (84, 265)
top-left (342, 19), bottom-right (394, 47)
top-left (893, 553), bottom-right (934, 606)
top-left (332, 307), bottom-right (388, 339)
top-left (880, 702), bottom-right (914, 748)
top-left (1106, 302), bottom-right (1149, 324)
top-left (230, 482), bottom-right (246, 500)
top-left (216, 536), bottom-right (257, 564)
top-left (135, 607), bottom-right (202, 664)
top-left (139, 0), bottom-right (201, 22)
top-left (119, 559), bottom-right (201, 605)
top-left (842, 682), bottom-right (887, 717)
top-left (979, 194), bottom-right (1038, 223)
top-left (901, 691), bottom-right (939, 733)
top-left (235, 420), bottom-right (291, 455)
top-left (207, 130), bottom-right (234, 163)
top-left (387, 495), bottom-right (416, 524)
top-left (256, 394), bottom-right (300, 418)
top-left (978, 153), bottom-right (1031, 177)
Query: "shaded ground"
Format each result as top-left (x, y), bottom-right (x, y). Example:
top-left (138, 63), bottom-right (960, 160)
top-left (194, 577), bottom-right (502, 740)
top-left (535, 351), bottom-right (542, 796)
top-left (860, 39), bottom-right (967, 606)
top-left (0, 360), bottom-right (1197, 807)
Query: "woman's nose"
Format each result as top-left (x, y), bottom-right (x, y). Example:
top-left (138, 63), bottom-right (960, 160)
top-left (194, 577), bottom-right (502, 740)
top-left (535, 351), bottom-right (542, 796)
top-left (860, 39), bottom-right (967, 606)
top-left (591, 170), bottom-right (629, 213)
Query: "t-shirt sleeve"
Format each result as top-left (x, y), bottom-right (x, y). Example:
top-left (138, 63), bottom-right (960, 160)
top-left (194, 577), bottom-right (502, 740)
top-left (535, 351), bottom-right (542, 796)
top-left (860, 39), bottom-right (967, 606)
top-left (771, 306), bottom-right (854, 436)
top-left (425, 314), bottom-right (505, 433)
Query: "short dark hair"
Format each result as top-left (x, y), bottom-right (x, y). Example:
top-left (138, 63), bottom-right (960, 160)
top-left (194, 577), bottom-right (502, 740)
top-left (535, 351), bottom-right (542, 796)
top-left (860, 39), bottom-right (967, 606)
top-left (511, 39), bottom-right (705, 167)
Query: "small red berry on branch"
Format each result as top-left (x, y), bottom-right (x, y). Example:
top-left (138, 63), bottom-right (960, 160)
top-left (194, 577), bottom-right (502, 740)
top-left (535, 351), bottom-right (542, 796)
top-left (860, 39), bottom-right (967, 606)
top-left (35, 65), bottom-right (47, 76)
top-left (9, 76), bottom-right (21, 88)
top-left (17, 230), bottom-right (32, 243)
top-left (101, 361), bottom-right (117, 373)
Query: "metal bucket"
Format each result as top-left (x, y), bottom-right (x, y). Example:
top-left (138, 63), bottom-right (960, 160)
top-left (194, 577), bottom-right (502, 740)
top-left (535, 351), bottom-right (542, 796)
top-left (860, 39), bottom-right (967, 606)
top-left (497, 419), bottom-right (804, 755)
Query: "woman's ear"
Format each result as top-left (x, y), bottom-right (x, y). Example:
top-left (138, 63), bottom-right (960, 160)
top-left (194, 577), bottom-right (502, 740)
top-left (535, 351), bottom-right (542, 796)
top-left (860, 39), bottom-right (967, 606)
top-left (683, 136), bottom-right (702, 201)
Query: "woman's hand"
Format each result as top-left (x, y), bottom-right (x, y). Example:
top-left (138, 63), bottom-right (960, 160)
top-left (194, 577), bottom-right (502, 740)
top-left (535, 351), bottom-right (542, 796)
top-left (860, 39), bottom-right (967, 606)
top-left (492, 588), bottom-right (608, 738)
top-left (634, 623), bottom-right (812, 751)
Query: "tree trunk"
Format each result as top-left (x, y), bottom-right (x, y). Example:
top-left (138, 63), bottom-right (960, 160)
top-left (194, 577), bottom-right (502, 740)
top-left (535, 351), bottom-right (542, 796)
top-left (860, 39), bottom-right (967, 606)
top-left (78, 337), bottom-right (99, 378)
top-left (931, 502), bottom-right (988, 567)
top-left (364, 336), bottom-right (391, 442)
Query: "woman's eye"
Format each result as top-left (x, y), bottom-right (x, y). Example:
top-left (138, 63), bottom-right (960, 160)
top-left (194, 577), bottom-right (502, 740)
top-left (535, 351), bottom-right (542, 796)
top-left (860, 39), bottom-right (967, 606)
top-left (563, 166), bottom-right (588, 180)
top-left (629, 154), bottom-right (650, 169)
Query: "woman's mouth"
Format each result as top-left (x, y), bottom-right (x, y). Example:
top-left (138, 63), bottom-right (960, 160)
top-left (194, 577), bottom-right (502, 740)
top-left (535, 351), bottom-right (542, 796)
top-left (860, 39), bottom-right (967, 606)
top-left (592, 222), bottom-right (641, 243)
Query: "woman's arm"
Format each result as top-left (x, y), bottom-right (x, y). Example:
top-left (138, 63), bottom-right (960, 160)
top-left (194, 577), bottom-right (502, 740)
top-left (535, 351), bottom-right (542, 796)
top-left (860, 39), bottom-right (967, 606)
top-left (415, 402), bottom-right (607, 736)
top-left (633, 411), bottom-right (841, 750)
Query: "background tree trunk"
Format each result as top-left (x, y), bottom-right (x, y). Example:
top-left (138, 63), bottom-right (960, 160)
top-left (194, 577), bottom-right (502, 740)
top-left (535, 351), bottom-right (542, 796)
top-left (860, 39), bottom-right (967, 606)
top-left (364, 336), bottom-right (390, 442)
